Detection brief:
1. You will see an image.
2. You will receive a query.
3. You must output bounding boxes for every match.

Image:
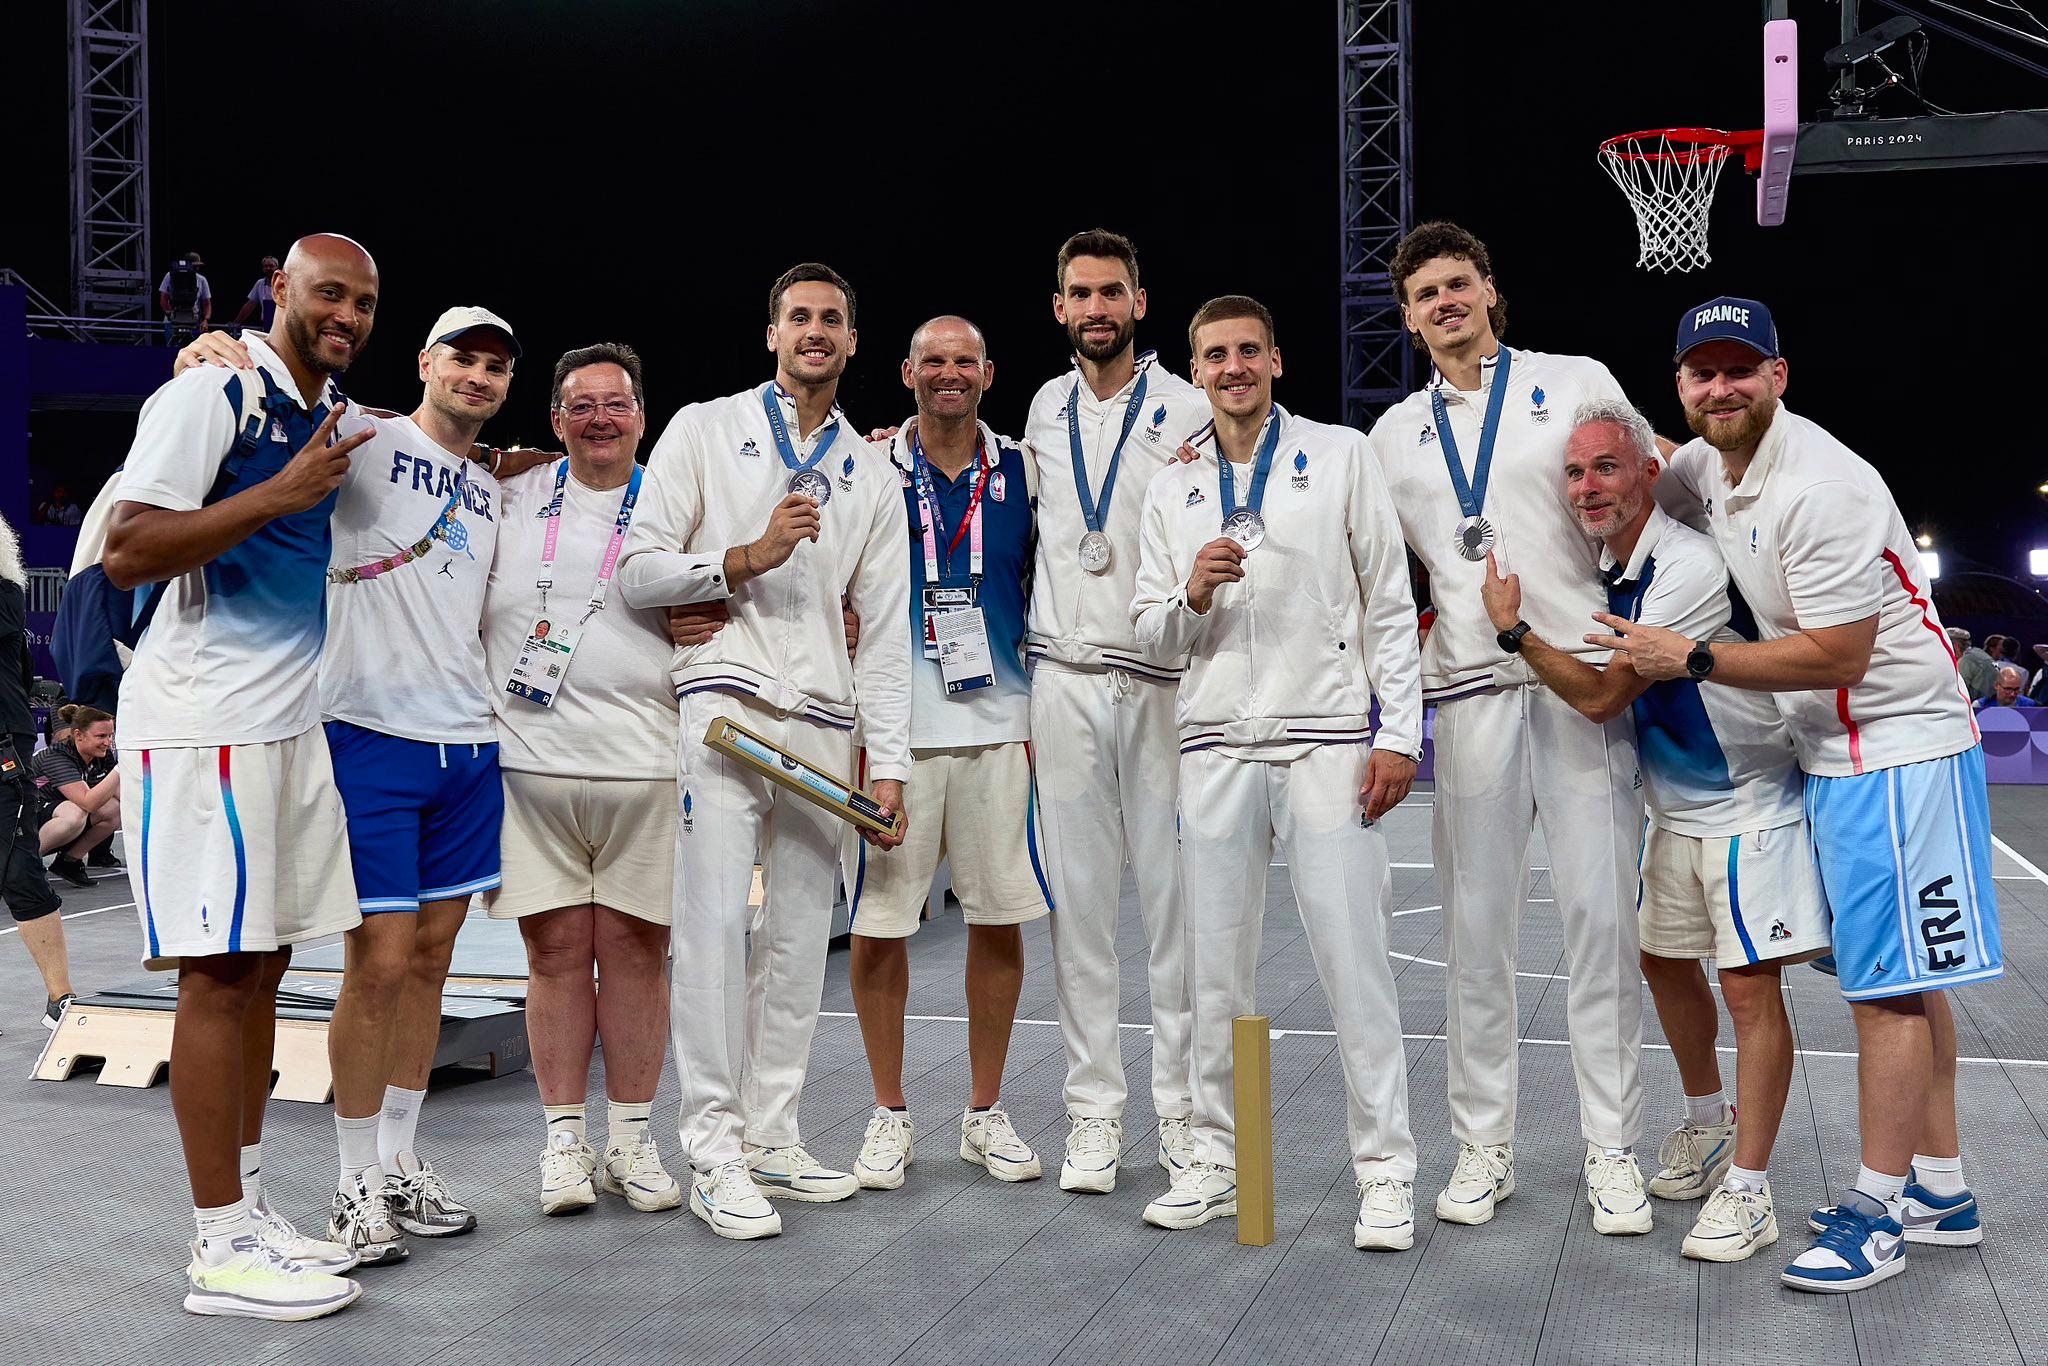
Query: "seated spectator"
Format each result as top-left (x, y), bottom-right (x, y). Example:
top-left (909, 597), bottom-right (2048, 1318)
top-left (1974, 665), bottom-right (2039, 713)
top-left (32, 707), bottom-right (120, 886)
top-left (1951, 627), bottom-right (1997, 699)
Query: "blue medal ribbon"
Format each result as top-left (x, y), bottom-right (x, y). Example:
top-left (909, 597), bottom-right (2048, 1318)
top-left (1428, 346), bottom-right (1512, 519)
top-left (761, 383), bottom-right (840, 475)
top-left (1216, 407), bottom-right (1284, 521)
top-left (1067, 370), bottom-right (1149, 536)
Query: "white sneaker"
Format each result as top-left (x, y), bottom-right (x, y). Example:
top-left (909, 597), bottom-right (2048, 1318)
top-left (1684, 1182), bottom-right (1780, 1262)
top-left (383, 1151), bottom-right (477, 1237)
top-left (1647, 1116), bottom-right (1737, 1200)
top-left (689, 1159), bottom-right (782, 1239)
top-left (325, 1173), bottom-right (407, 1266)
top-left (184, 1236), bottom-right (361, 1321)
top-left (1157, 1116), bottom-right (1197, 1175)
top-left (1142, 1161), bottom-right (1238, 1230)
top-left (960, 1106), bottom-right (1042, 1182)
top-left (1354, 1177), bottom-right (1416, 1251)
top-left (601, 1137), bottom-right (684, 1211)
top-left (1435, 1142), bottom-right (1514, 1225)
top-left (1584, 1145), bottom-right (1653, 1235)
top-left (540, 1130), bottom-right (597, 1215)
top-left (1059, 1115), bottom-right (1122, 1193)
top-left (253, 1203), bottom-right (357, 1274)
top-left (855, 1108), bottom-right (914, 1190)
top-left (746, 1143), bottom-right (857, 1203)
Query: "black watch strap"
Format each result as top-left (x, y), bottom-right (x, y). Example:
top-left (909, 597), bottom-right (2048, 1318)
top-left (1686, 640), bottom-right (1716, 679)
top-left (1498, 621), bottom-right (1532, 654)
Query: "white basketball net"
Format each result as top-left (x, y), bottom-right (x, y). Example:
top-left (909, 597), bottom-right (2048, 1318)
top-left (1598, 130), bottom-right (1740, 274)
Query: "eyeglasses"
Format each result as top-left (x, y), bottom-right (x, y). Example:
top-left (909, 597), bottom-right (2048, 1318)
top-left (556, 400), bottom-right (639, 420)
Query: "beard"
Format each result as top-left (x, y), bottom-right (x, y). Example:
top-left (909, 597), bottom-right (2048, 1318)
top-left (428, 386), bottom-right (502, 429)
top-left (284, 310), bottom-right (353, 375)
top-left (1685, 390), bottom-right (1779, 452)
top-left (781, 343), bottom-right (848, 386)
top-left (1574, 486), bottom-right (1644, 540)
top-left (1067, 313), bottom-right (1135, 364)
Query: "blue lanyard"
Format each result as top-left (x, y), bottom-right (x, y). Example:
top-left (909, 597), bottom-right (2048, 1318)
top-left (760, 383), bottom-right (839, 474)
top-left (1216, 408), bottom-right (1283, 519)
top-left (1428, 346), bottom-right (1513, 520)
top-left (910, 430), bottom-right (990, 587)
top-left (1067, 369), bottom-right (1149, 535)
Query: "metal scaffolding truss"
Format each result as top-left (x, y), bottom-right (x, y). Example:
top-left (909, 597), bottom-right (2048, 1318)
top-left (1338, 0), bottom-right (1415, 430)
top-left (69, 0), bottom-right (152, 322)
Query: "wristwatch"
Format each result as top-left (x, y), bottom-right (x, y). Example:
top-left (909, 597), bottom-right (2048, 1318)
top-left (1685, 639), bottom-right (1716, 680)
top-left (1497, 621), bottom-right (1532, 654)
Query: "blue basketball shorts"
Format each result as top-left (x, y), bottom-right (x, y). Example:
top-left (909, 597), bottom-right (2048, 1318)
top-left (325, 720), bottom-right (504, 913)
top-left (1804, 746), bottom-right (2003, 1001)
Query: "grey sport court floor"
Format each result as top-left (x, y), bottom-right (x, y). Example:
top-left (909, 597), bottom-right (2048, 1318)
top-left (5, 782), bottom-right (2046, 1366)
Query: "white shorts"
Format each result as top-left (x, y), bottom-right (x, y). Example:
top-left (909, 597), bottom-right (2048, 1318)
top-left (843, 742), bottom-right (1053, 940)
top-left (123, 729), bottom-right (360, 970)
top-left (483, 771), bottom-right (676, 925)
top-left (1638, 818), bottom-right (1831, 970)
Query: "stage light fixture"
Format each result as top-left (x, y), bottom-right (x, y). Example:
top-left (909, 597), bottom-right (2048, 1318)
top-left (1919, 550), bottom-right (1942, 581)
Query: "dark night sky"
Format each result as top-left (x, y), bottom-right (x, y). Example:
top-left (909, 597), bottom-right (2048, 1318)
top-left (8, 1), bottom-right (2046, 575)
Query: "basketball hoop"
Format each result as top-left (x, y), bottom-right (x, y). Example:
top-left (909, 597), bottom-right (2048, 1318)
top-left (1598, 128), bottom-right (1765, 273)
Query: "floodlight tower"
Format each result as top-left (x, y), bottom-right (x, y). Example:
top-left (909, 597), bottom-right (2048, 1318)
top-left (68, 0), bottom-right (153, 323)
top-left (1338, 0), bottom-right (1415, 430)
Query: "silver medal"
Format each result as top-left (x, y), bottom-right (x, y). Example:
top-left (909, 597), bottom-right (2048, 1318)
top-left (790, 469), bottom-right (833, 506)
top-left (1077, 530), bottom-right (1113, 574)
top-left (1222, 509), bottom-right (1266, 552)
top-left (1452, 514), bottom-right (1495, 562)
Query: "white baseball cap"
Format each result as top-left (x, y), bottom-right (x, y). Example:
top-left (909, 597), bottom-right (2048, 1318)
top-left (425, 305), bottom-right (521, 359)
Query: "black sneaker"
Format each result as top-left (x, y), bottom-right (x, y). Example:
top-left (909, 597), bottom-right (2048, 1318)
top-left (48, 856), bottom-right (91, 888)
top-left (87, 846), bottom-right (122, 869)
top-left (44, 993), bottom-right (74, 1031)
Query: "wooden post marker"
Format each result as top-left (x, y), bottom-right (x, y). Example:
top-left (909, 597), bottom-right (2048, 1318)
top-left (1233, 1014), bottom-right (1275, 1246)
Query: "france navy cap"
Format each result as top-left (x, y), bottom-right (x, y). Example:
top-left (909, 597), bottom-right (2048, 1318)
top-left (1674, 296), bottom-right (1778, 363)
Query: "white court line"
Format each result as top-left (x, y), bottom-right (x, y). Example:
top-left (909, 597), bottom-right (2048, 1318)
top-left (819, 1011), bottom-right (2048, 1070)
top-left (1389, 950), bottom-right (1567, 982)
top-left (1992, 835), bottom-right (2048, 887)
top-left (1391, 904), bottom-right (1440, 918)
top-left (0, 901), bottom-right (133, 937)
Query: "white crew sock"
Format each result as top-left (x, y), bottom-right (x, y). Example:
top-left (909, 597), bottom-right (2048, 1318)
top-left (544, 1103), bottom-right (587, 1146)
top-left (1912, 1152), bottom-right (1966, 1196)
top-left (239, 1142), bottom-right (263, 1209)
top-left (607, 1099), bottom-right (652, 1148)
top-left (378, 1085), bottom-right (427, 1169)
top-left (1684, 1090), bottom-right (1729, 1128)
top-left (194, 1199), bottom-right (254, 1266)
top-left (1853, 1163), bottom-right (1908, 1217)
top-left (1724, 1163), bottom-right (1768, 1194)
top-left (336, 1111), bottom-right (383, 1192)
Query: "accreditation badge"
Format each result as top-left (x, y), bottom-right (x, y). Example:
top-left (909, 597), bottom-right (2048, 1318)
top-left (505, 615), bottom-right (583, 707)
top-left (921, 584), bottom-right (977, 660)
top-left (935, 606), bottom-right (996, 694)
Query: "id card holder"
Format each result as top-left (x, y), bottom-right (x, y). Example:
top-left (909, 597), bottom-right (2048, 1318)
top-left (922, 584), bottom-right (975, 661)
top-left (504, 616), bottom-right (582, 707)
top-left (936, 606), bottom-right (995, 694)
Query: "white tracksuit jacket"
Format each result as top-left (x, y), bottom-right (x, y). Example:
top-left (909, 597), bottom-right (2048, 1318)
top-left (1129, 405), bottom-right (1424, 759)
top-left (616, 383), bottom-right (913, 779)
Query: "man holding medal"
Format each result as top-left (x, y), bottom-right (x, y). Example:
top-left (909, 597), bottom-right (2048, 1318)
top-left (839, 316), bottom-right (1050, 1191)
top-left (1023, 229), bottom-right (1211, 1194)
top-left (1131, 295), bottom-right (1424, 1248)
top-left (618, 263), bottom-right (912, 1240)
top-left (480, 343), bottom-right (683, 1217)
top-left (1365, 221), bottom-right (1652, 1234)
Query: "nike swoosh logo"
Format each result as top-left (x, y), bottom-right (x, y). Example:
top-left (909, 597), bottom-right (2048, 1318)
top-left (1871, 1234), bottom-right (1902, 1257)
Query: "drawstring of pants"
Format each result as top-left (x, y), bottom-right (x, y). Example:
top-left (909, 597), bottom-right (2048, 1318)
top-left (1107, 667), bottom-right (1133, 706)
top-left (434, 743), bottom-right (481, 770)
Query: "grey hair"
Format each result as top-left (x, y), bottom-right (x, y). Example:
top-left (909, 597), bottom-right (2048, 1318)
top-left (1997, 663), bottom-right (2026, 685)
top-left (1569, 398), bottom-right (1658, 469)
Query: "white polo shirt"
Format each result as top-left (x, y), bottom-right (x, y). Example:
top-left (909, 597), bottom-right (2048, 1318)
top-left (1662, 406), bottom-right (1977, 777)
top-left (1603, 507), bottom-right (1804, 836)
top-left (321, 413), bottom-right (499, 744)
top-left (1367, 347), bottom-right (1633, 702)
top-left (484, 459), bottom-right (678, 780)
top-left (1024, 351), bottom-right (1211, 681)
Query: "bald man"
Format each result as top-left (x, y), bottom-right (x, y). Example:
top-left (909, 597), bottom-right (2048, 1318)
top-left (106, 233), bottom-right (376, 1319)
top-left (840, 317), bottom-right (1049, 1191)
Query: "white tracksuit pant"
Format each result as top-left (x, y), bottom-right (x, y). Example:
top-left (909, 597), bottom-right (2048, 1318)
top-left (1031, 663), bottom-right (1194, 1121)
top-left (1434, 682), bottom-right (1644, 1149)
top-left (1180, 744), bottom-right (1415, 1182)
top-left (672, 693), bottom-right (851, 1172)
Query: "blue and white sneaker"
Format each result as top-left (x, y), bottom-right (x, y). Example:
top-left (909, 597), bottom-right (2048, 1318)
top-left (1782, 1201), bottom-right (1906, 1292)
top-left (689, 1159), bottom-right (781, 1240)
top-left (745, 1143), bottom-right (857, 1202)
top-left (1809, 1175), bottom-right (1981, 1246)
top-left (1647, 1116), bottom-right (1736, 1200)
top-left (1142, 1161), bottom-right (1238, 1230)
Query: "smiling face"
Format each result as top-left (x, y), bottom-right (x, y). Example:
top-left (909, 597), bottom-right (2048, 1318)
top-left (903, 318), bottom-right (991, 425)
top-left (550, 362), bottom-right (644, 467)
top-left (767, 281), bottom-right (855, 388)
top-left (1054, 255), bottom-right (1145, 363)
top-left (1191, 316), bottom-right (1281, 423)
top-left (1677, 341), bottom-right (1788, 453)
top-left (275, 235), bottom-right (379, 374)
top-left (419, 333), bottom-right (514, 430)
top-left (74, 719), bottom-right (115, 762)
top-left (1399, 254), bottom-right (1498, 358)
top-left (1565, 420), bottom-right (1657, 541)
